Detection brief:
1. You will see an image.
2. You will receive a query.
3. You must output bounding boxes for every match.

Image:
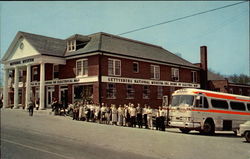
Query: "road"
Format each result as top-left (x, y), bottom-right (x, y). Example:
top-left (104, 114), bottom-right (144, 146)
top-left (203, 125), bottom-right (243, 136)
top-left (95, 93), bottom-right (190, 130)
top-left (1, 109), bottom-right (250, 159)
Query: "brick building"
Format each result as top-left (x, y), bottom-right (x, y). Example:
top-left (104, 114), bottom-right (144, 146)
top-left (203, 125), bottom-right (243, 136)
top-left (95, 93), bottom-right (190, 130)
top-left (207, 71), bottom-right (250, 96)
top-left (1, 31), bottom-right (203, 109)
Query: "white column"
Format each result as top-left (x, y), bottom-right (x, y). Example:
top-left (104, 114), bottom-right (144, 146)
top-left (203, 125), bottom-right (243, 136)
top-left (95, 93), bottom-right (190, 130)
top-left (14, 67), bottom-right (19, 109)
top-left (39, 63), bottom-right (45, 109)
top-left (25, 64), bottom-right (31, 109)
top-left (3, 69), bottom-right (9, 108)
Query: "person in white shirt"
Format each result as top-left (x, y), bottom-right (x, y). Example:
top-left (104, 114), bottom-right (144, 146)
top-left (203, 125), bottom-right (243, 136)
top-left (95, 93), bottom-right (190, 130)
top-left (94, 104), bottom-right (101, 123)
top-left (147, 106), bottom-right (153, 130)
top-left (143, 104), bottom-right (148, 129)
top-left (130, 104), bottom-right (137, 127)
top-left (117, 105), bottom-right (124, 126)
top-left (100, 103), bottom-right (106, 124)
top-left (111, 104), bottom-right (118, 125)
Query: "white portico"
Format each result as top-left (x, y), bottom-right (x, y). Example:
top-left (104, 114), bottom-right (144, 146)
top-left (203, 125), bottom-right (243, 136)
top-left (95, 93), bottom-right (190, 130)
top-left (1, 32), bottom-right (66, 109)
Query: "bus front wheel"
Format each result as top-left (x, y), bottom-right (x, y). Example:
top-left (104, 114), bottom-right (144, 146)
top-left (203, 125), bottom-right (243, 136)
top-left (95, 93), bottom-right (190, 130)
top-left (180, 128), bottom-right (190, 134)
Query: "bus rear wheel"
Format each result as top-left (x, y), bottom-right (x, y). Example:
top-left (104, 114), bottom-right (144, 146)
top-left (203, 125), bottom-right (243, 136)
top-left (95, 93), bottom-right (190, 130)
top-left (245, 131), bottom-right (250, 142)
top-left (200, 121), bottom-right (215, 135)
top-left (180, 128), bottom-right (190, 134)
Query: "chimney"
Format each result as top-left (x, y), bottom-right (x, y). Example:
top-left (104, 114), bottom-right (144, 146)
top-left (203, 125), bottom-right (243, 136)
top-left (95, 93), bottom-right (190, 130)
top-left (200, 46), bottom-right (208, 89)
top-left (200, 46), bottom-right (208, 71)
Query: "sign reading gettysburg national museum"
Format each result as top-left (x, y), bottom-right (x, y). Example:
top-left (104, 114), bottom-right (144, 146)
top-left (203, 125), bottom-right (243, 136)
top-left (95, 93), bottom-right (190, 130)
top-left (30, 76), bottom-right (200, 88)
top-left (102, 76), bottom-right (200, 88)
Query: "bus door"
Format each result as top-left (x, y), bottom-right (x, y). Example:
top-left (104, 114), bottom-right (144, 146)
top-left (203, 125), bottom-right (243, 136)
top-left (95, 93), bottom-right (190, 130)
top-left (194, 95), bottom-right (209, 120)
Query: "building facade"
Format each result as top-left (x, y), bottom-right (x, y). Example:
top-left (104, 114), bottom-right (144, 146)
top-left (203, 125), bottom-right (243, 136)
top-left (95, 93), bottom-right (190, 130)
top-left (1, 31), bottom-right (203, 109)
top-left (207, 72), bottom-right (250, 96)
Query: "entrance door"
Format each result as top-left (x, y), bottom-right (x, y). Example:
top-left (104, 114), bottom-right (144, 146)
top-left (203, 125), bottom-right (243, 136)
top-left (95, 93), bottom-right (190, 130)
top-left (60, 86), bottom-right (68, 108)
top-left (46, 86), bottom-right (54, 108)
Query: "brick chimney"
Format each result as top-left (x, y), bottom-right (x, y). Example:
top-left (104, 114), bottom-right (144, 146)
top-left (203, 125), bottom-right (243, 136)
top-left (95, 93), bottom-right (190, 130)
top-left (200, 46), bottom-right (208, 89)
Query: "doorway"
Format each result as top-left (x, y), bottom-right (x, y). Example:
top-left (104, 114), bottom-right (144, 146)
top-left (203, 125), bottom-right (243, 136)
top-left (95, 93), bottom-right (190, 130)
top-left (60, 86), bottom-right (68, 108)
top-left (46, 86), bottom-right (55, 108)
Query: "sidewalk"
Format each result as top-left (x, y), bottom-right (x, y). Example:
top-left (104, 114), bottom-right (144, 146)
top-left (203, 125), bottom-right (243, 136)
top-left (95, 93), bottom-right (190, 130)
top-left (1, 107), bottom-right (53, 116)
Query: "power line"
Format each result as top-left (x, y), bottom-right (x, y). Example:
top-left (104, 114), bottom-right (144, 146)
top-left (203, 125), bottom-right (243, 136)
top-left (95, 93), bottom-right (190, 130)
top-left (118, 1), bottom-right (248, 36)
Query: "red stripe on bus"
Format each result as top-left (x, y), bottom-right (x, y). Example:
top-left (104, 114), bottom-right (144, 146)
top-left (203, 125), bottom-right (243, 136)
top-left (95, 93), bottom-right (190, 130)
top-left (193, 91), bottom-right (250, 102)
top-left (192, 109), bottom-right (250, 116)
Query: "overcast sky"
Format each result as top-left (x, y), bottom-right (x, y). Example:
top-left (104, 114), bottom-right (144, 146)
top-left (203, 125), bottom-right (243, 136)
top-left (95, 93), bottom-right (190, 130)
top-left (0, 1), bottom-right (249, 78)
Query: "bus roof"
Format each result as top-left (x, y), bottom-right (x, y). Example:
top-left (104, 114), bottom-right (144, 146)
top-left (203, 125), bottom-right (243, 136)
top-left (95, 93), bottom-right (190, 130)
top-left (172, 88), bottom-right (250, 102)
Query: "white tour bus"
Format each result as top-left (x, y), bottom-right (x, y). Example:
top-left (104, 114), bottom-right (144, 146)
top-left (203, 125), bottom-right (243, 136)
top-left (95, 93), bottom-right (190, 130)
top-left (168, 88), bottom-right (250, 135)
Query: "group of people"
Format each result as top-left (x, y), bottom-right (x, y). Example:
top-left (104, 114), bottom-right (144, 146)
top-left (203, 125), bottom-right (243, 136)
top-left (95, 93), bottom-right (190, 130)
top-left (67, 101), bottom-right (167, 131)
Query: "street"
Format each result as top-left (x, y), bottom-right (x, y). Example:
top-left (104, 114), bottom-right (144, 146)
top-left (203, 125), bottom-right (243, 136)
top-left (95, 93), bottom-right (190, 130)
top-left (1, 109), bottom-right (249, 159)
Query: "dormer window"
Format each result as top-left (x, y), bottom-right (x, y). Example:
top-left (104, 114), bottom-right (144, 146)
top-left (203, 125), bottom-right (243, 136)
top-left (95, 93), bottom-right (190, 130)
top-left (67, 40), bottom-right (76, 52)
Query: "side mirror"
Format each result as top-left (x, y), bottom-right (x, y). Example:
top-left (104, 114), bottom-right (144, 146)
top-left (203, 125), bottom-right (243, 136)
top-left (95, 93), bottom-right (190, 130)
top-left (196, 96), bottom-right (201, 100)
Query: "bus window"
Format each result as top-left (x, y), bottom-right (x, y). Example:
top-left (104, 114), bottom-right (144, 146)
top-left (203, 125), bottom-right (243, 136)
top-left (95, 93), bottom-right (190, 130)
top-left (195, 96), bottom-right (208, 108)
top-left (230, 102), bottom-right (246, 111)
top-left (247, 103), bottom-right (250, 111)
top-left (211, 99), bottom-right (229, 109)
top-left (171, 95), bottom-right (194, 107)
top-left (204, 97), bottom-right (209, 108)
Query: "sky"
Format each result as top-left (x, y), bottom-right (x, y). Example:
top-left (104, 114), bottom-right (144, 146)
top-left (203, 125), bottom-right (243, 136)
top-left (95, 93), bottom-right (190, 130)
top-left (0, 1), bottom-right (249, 84)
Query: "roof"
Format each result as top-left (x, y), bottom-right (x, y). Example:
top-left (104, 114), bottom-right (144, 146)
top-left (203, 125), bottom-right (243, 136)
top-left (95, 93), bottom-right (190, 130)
top-left (2, 31), bottom-right (199, 69)
top-left (66, 34), bottom-right (91, 42)
top-left (207, 71), bottom-right (225, 80)
top-left (20, 32), bottom-right (67, 57)
top-left (67, 32), bottom-right (199, 68)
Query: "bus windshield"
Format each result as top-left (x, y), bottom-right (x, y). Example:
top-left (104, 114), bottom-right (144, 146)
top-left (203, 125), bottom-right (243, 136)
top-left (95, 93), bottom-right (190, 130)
top-left (171, 95), bottom-right (194, 107)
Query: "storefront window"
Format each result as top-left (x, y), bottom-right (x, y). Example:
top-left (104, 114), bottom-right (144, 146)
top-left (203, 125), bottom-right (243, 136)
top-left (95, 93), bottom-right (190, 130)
top-left (74, 85), bottom-right (93, 102)
top-left (107, 83), bottom-right (116, 99)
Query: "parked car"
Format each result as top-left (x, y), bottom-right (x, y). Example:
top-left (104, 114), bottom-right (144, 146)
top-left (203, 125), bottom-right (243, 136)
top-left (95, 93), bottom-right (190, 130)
top-left (238, 121), bottom-right (250, 142)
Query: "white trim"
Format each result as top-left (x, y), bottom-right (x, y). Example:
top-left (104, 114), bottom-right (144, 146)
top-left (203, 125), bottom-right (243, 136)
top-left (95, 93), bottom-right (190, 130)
top-left (191, 71), bottom-right (197, 83)
top-left (150, 64), bottom-right (160, 80)
top-left (30, 76), bottom-right (98, 86)
top-left (171, 68), bottom-right (179, 81)
top-left (102, 76), bottom-right (200, 88)
top-left (59, 85), bottom-right (68, 103)
top-left (108, 58), bottom-right (121, 76)
top-left (76, 58), bottom-right (88, 77)
top-left (52, 64), bottom-right (59, 79)
top-left (133, 62), bottom-right (139, 73)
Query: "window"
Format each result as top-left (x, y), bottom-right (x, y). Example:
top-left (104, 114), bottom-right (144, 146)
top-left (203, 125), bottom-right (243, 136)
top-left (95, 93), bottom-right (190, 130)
top-left (239, 88), bottom-right (242, 95)
top-left (74, 85), bottom-right (93, 101)
top-left (195, 96), bottom-right (209, 108)
top-left (157, 86), bottom-right (163, 99)
top-left (171, 68), bottom-right (179, 81)
top-left (150, 65), bottom-right (160, 79)
top-left (133, 62), bottom-right (139, 73)
top-left (229, 88), bottom-right (233, 94)
top-left (76, 59), bottom-right (88, 77)
top-left (143, 85), bottom-right (150, 99)
top-left (171, 95), bottom-right (194, 107)
top-left (107, 83), bottom-right (116, 99)
top-left (32, 67), bottom-right (38, 81)
top-left (230, 102), bottom-right (246, 111)
top-left (211, 99), bottom-right (229, 109)
top-left (108, 59), bottom-right (121, 76)
top-left (247, 103), bottom-right (250, 111)
top-left (126, 85), bottom-right (134, 99)
top-left (191, 71), bottom-right (197, 83)
top-left (53, 65), bottom-right (59, 79)
top-left (19, 70), bottom-right (23, 82)
top-left (67, 40), bottom-right (76, 52)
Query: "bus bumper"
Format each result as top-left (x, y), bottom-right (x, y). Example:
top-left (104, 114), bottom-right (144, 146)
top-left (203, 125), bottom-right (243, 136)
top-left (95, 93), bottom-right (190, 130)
top-left (169, 121), bottom-right (201, 129)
